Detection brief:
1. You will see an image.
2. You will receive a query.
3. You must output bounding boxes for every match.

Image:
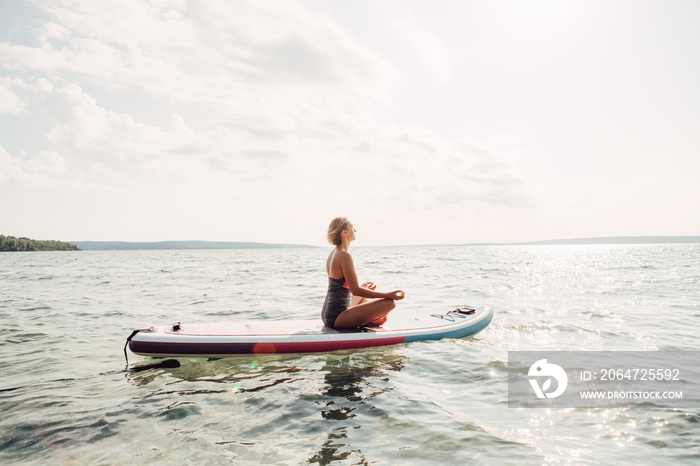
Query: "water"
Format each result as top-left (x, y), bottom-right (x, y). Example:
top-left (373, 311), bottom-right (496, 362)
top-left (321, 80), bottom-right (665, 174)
top-left (1, 244), bottom-right (699, 464)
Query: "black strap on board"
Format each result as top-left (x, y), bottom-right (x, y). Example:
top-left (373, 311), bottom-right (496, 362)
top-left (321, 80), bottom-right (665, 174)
top-left (124, 329), bottom-right (140, 369)
top-left (123, 329), bottom-right (181, 372)
top-left (431, 307), bottom-right (477, 321)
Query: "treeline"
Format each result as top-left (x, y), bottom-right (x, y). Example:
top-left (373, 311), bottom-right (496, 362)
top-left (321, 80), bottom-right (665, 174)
top-left (0, 235), bottom-right (80, 252)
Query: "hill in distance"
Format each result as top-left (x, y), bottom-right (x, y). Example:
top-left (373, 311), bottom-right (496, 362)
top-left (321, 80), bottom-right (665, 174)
top-left (513, 236), bottom-right (700, 246)
top-left (73, 240), bottom-right (318, 250)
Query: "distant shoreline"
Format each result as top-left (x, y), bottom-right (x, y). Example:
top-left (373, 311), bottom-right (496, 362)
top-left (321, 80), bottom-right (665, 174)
top-left (3, 236), bottom-right (698, 252)
top-left (74, 236), bottom-right (700, 250)
top-left (512, 236), bottom-right (700, 246)
top-left (73, 240), bottom-right (319, 251)
top-left (403, 236), bottom-right (700, 248)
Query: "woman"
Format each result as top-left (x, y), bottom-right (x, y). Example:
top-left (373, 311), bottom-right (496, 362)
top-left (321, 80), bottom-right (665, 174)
top-left (321, 217), bottom-right (405, 329)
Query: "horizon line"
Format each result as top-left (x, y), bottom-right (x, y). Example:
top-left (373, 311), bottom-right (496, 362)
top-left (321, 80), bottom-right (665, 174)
top-left (70, 235), bottom-right (700, 250)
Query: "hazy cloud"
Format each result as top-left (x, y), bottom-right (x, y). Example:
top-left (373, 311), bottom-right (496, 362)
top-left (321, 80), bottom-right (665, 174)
top-left (0, 143), bottom-right (66, 183)
top-left (0, 0), bottom-right (547, 244)
top-left (0, 78), bottom-right (28, 114)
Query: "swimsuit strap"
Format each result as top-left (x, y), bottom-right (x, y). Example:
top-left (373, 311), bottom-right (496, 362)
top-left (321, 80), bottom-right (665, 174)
top-left (328, 249), bottom-right (343, 280)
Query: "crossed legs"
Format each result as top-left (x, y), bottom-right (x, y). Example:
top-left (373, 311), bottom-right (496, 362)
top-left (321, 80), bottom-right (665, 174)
top-left (332, 297), bottom-right (396, 329)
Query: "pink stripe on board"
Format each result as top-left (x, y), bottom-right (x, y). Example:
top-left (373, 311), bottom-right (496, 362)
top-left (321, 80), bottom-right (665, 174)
top-left (251, 337), bottom-right (407, 354)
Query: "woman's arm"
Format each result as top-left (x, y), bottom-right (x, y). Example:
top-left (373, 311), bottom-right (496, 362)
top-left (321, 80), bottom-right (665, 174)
top-left (339, 252), bottom-right (404, 300)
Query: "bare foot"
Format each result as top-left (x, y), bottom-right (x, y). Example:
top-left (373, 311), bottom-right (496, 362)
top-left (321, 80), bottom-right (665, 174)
top-left (366, 316), bottom-right (387, 326)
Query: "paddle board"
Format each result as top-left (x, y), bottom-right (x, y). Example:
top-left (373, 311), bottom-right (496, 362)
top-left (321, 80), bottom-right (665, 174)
top-left (128, 306), bottom-right (493, 357)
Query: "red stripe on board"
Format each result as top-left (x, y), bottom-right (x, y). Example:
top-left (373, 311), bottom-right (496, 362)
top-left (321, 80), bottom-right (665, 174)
top-left (252, 337), bottom-right (407, 354)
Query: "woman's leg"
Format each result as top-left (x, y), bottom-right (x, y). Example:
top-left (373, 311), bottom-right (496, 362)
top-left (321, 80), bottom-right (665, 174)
top-left (350, 282), bottom-right (374, 306)
top-left (332, 298), bottom-right (396, 329)
top-left (350, 295), bottom-right (366, 306)
top-left (349, 297), bottom-right (386, 325)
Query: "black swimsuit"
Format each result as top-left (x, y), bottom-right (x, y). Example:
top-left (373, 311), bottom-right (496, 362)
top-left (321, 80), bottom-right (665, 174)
top-left (322, 277), bottom-right (351, 328)
top-left (321, 252), bottom-right (351, 328)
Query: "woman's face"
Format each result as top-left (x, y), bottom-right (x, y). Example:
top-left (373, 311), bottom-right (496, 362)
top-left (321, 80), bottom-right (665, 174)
top-left (346, 223), bottom-right (357, 242)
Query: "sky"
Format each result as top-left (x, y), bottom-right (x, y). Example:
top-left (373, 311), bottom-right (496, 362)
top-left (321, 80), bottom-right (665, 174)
top-left (1, 0), bottom-right (699, 246)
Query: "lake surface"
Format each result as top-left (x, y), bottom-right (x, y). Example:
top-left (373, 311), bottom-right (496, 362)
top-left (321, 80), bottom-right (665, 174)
top-left (1, 244), bottom-right (699, 464)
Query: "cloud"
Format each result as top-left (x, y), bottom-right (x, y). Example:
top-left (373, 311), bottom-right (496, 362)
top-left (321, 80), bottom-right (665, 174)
top-left (39, 82), bottom-right (199, 175)
top-left (0, 143), bottom-right (66, 183)
top-left (2, 1), bottom-right (399, 175)
top-left (3, 0), bottom-right (388, 103)
top-left (392, 137), bottom-right (535, 211)
top-left (29, 80), bottom-right (316, 193)
top-left (0, 78), bottom-right (28, 114)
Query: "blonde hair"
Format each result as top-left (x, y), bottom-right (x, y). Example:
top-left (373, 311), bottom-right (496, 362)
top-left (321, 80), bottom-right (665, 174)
top-left (327, 217), bottom-right (350, 246)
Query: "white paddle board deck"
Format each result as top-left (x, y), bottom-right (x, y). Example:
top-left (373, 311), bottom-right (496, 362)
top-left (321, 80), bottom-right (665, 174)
top-left (128, 306), bottom-right (493, 357)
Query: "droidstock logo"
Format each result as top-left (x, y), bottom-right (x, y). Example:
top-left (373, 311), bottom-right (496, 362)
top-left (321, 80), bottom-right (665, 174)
top-left (528, 359), bottom-right (568, 399)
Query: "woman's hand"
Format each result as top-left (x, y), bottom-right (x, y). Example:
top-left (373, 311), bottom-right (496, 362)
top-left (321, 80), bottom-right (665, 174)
top-left (385, 290), bottom-right (405, 301)
top-left (361, 282), bottom-right (377, 291)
